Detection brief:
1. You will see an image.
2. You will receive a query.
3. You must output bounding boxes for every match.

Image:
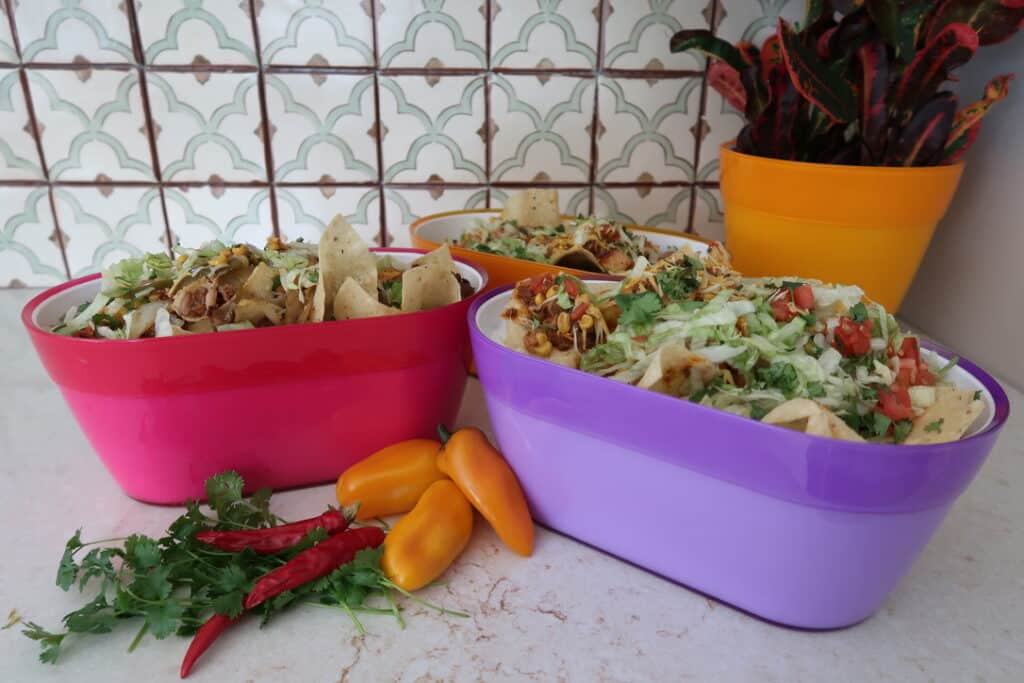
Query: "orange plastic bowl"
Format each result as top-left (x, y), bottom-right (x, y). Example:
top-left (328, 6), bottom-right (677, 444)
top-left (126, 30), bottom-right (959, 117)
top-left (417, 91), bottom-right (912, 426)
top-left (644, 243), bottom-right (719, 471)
top-left (410, 209), bottom-right (713, 292)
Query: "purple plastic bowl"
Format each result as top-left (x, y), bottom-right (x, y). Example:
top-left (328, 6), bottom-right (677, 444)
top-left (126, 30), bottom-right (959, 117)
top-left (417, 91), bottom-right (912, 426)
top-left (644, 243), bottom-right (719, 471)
top-left (468, 285), bottom-right (1010, 629)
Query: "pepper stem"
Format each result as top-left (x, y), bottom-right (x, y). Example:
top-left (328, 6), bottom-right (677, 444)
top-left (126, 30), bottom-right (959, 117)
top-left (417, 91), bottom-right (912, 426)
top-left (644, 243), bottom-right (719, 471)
top-left (437, 425), bottom-right (454, 444)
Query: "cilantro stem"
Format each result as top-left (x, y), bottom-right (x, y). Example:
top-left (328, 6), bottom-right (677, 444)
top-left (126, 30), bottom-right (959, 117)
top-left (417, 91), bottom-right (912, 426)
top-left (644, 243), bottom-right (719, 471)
top-left (127, 622), bottom-right (148, 653)
top-left (384, 591), bottom-right (406, 630)
top-left (340, 602), bottom-right (365, 636)
top-left (381, 581), bottom-right (469, 619)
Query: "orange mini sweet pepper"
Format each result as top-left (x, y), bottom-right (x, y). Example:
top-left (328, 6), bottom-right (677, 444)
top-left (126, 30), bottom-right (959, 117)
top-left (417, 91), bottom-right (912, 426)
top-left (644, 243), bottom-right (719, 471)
top-left (435, 425), bottom-right (534, 557)
top-left (381, 479), bottom-right (474, 591)
top-left (336, 438), bottom-right (446, 520)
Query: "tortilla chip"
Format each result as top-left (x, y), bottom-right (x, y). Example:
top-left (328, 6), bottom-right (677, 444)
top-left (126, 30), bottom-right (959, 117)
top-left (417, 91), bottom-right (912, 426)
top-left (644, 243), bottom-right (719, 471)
top-left (333, 277), bottom-right (400, 320)
top-left (551, 247), bottom-right (603, 273)
top-left (501, 189), bottom-right (561, 228)
top-left (283, 289), bottom-right (303, 325)
top-left (185, 319), bottom-right (216, 334)
top-left (239, 262), bottom-right (276, 300)
top-left (235, 299), bottom-right (285, 326)
top-left (400, 262), bottom-right (461, 312)
top-left (762, 399), bottom-right (865, 442)
top-left (313, 215), bottom-right (378, 321)
top-left (637, 341), bottom-right (718, 396)
top-left (298, 286), bottom-right (316, 324)
top-left (411, 244), bottom-right (456, 273)
top-left (904, 386), bottom-right (984, 445)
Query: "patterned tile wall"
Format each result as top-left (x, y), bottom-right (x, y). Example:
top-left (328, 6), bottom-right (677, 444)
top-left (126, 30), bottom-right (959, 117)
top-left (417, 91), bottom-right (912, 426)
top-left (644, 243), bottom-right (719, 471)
top-left (0, 0), bottom-right (803, 287)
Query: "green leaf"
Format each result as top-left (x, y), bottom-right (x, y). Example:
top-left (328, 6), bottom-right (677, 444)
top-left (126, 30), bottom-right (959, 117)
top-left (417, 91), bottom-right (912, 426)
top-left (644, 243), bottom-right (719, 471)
top-left (124, 535), bottom-right (161, 571)
top-left (656, 267), bottom-right (699, 300)
top-left (135, 566), bottom-right (173, 601)
top-left (848, 302), bottom-right (869, 323)
top-left (925, 418), bottom-right (945, 433)
top-left (56, 530), bottom-right (83, 591)
top-left (63, 594), bottom-right (115, 635)
top-left (614, 291), bottom-right (663, 328)
top-left (205, 471), bottom-right (245, 516)
top-left (214, 564), bottom-right (250, 594)
top-left (77, 548), bottom-right (119, 591)
top-left (756, 362), bottom-right (800, 397)
top-left (145, 602), bottom-right (184, 640)
top-left (669, 29), bottom-right (747, 71)
top-left (893, 419), bottom-right (914, 443)
top-left (777, 18), bottom-right (857, 123)
top-left (807, 382), bottom-right (826, 398)
top-left (871, 412), bottom-right (893, 437)
top-left (21, 622), bottom-right (67, 664)
top-left (212, 591), bottom-right (245, 619)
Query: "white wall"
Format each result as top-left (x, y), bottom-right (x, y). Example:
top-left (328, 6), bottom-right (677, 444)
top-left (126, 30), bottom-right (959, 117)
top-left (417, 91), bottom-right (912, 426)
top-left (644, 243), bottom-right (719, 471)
top-left (901, 37), bottom-right (1024, 389)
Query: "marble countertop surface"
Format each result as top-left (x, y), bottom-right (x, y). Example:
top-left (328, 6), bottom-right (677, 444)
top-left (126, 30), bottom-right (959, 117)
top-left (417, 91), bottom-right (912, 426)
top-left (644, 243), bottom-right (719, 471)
top-left (1, 288), bottom-right (1022, 683)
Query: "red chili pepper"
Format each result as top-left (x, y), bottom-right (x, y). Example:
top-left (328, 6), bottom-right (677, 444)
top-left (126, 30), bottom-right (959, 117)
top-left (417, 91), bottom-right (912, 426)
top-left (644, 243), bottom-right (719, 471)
top-left (180, 613), bottom-right (236, 679)
top-left (571, 302), bottom-right (588, 321)
top-left (194, 510), bottom-right (350, 554)
top-left (564, 278), bottom-right (580, 297)
top-left (243, 526), bottom-right (385, 610)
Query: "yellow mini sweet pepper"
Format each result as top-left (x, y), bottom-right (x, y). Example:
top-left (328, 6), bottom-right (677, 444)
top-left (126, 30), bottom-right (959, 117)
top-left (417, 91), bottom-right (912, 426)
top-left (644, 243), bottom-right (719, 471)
top-left (381, 479), bottom-right (474, 591)
top-left (435, 425), bottom-right (534, 557)
top-left (336, 438), bottom-right (446, 520)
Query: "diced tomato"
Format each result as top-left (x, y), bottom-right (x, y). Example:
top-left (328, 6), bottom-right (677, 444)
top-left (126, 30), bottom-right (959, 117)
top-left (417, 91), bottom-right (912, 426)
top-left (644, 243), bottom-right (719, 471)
top-left (792, 284), bottom-right (815, 310)
top-left (895, 357), bottom-right (917, 387)
top-left (564, 278), bottom-right (580, 297)
top-left (834, 317), bottom-right (873, 357)
top-left (877, 386), bottom-right (914, 421)
top-left (916, 366), bottom-right (936, 386)
top-left (770, 290), bottom-right (795, 322)
top-left (898, 337), bottom-right (920, 364)
top-left (571, 302), bottom-right (589, 321)
top-left (529, 274), bottom-right (554, 294)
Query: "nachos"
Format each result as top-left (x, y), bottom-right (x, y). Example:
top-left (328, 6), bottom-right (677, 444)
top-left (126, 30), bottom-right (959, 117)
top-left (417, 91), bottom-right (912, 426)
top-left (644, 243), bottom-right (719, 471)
top-left (502, 244), bottom-right (984, 445)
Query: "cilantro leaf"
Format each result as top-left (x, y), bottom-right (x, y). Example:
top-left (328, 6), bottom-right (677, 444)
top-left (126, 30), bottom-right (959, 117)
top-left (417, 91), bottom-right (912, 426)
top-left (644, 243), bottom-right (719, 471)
top-left (655, 268), bottom-right (698, 300)
top-left (750, 403), bottom-right (768, 420)
top-left (615, 291), bottom-right (662, 327)
top-left (756, 363), bottom-right (799, 397)
top-left (924, 419), bottom-right (944, 433)
top-left (871, 412), bottom-right (892, 438)
top-left (124, 535), bottom-right (161, 571)
top-left (134, 566), bottom-right (173, 601)
top-left (848, 302), bottom-right (869, 324)
top-left (205, 471), bottom-right (244, 516)
top-left (145, 602), bottom-right (184, 640)
top-left (973, 390), bottom-right (982, 401)
top-left (806, 382), bottom-right (826, 398)
top-left (63, 594), bottom-right (115, 635)
top-left (56, 530), bottom-right (83, 591)
top-left (214, 564), bottom-right (250, 594)
top-left (211, 592), bottom-right (245, 619)
top-left (892, 419), bottom-right (913, 443)
top-left (21, 622), bottom-right (66, 664)
top-left (77, 547), bottom-right (119, 591)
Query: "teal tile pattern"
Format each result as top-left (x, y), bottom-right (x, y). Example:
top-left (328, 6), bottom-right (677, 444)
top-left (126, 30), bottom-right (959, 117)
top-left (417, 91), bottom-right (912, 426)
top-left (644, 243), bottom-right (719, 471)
top-left (0, 0), bottom-right (760, 287)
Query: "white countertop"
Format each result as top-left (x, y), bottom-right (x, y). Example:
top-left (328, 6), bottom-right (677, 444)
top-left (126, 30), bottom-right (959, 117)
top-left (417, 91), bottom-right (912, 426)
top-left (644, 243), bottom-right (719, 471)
top-left (1, 287), bottom-right (1022, 683)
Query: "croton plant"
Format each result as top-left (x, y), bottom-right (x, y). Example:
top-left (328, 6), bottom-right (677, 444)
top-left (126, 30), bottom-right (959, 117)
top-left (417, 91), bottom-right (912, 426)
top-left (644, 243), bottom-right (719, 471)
top-left (671, 1), bottom-right (1022, 166)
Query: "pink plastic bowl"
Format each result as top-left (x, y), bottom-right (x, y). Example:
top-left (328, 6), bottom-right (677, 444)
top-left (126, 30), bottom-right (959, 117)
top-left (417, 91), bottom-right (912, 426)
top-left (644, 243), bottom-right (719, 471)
top-left (23, 249), bottom-right (487, 504)
top-left (470, 284), bottom-right (1010, 629)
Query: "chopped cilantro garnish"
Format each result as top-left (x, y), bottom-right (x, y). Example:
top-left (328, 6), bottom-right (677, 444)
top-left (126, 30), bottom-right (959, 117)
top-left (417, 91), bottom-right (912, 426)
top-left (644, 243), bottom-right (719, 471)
top-left (614, 291), bottom-right (662, 327)
top-left (973, 390), bottom-right (982, 401)
top-left (271, 275), bottom-right (281, 290)
top-left (848, 302), bottom-right (869, 324)
top-left (924, 419), bottom-right (944, 433)
top-left (655, 268), bottom-right (698, 300)
top-left (871, 412), bottom-right (892, 438)
top-left (91, 313), bottom-right (123, 330)
top-left (781, 280), bottom-right (804, 291)
top-left (806, 382), bottom-right (825, 398)
top-left (679, 300), bottom-right (706, 312)
top-left (381, 280), bottom-right (403, 308)
top-left (750, 403), bottom-right (768, 420)
top-left (800, 313), bottom-right (817, 326)
top-left (860, 387), bottom-right (878, 403)
top-left (892, 419), bottom-right (913, 443)
top-left (756, 363), bottom-right (799, 397)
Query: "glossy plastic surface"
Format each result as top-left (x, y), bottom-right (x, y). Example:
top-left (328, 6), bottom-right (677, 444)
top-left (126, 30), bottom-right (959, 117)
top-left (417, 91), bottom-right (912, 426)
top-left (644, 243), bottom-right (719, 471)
top-left (720, 145), bottom-right (965, 312)
top-left (23, 249), bottom-right (487, 504)
top-left (469, 285), bottom-right (1010, 628)
top-left (410, 209), bottom-right (711, 293)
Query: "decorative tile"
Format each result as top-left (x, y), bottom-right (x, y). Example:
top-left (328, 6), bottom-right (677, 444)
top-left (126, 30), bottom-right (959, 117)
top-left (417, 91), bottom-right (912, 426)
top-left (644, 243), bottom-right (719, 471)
top-left (277, 186), bottom-right (381, 245)
top-left (265, 73), bottom-right (377, 183)
top-left (26, 68), bottom-right (153, 181)
top-left (135, 0), bottom-right (257, 65)
top-left (691, 185), bottom-right (724, 241)
top-left (164, 186), bottom-right (273, 247)
top-left (15, 0), bottom-right (133, 63)
top-left (0, 5), bottom-right (19, 63)
top-left (384, 187), bottom-right (488, 247)
top-left (604, 0), bottom-right (708, 71)
top-left (593, 185), bottom-right (692, 230)
top-left (147, 72), bottom-right (265, 182)
top-left (379, 75), bottom-right (485, 183)
top-left (0, 69), bottom-right (44, 179)
top-left (52, 186), bottom-right (168, 278)
top-left (492, 185), bottom-right (590, 215)
top-left (491, 0), bottom-right (599, 69)
top-left (378, 0), bottom-right (486, 68)
top-left (490, 74), bottom-right (593, 183)
top-left (0, 186), bottom-right (66, 287)
top-left (257, 0), bottom-right (374, 67)
top-left (714, 0), bottom-right (803, 45)
top-left (596, 77), bottom-right (700, 183)
top-left (696, 84), bottom-right (744, 182)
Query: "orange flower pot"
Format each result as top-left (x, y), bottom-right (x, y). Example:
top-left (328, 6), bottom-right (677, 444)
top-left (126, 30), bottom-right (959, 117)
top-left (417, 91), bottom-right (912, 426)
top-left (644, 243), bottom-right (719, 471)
top-left (720, 145), bottom-right (965, 311)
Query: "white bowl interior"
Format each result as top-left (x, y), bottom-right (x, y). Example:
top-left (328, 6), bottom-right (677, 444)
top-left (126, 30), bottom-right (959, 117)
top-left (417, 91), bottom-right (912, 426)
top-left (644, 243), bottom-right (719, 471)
top-left (475, 287), bottom-right (996, 438)
top-left (33, 250), bottom-right (485, 331)
top-left (416, 210), bottom-right (710, 255)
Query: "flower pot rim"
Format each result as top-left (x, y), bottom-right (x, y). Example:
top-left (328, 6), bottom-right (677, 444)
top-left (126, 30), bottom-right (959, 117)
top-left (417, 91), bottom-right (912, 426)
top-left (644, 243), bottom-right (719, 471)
top-left (720, 143), bottom-right (965, 175)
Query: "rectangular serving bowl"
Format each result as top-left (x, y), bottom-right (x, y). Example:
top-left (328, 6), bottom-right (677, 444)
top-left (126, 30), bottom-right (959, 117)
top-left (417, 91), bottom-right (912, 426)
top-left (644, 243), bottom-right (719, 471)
top-left (22, 249), bottom-right (487, 504)
top-left (469, 284), bottom-right (1010, 629)
top-left (410, 208), bottom-right (712, 292)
